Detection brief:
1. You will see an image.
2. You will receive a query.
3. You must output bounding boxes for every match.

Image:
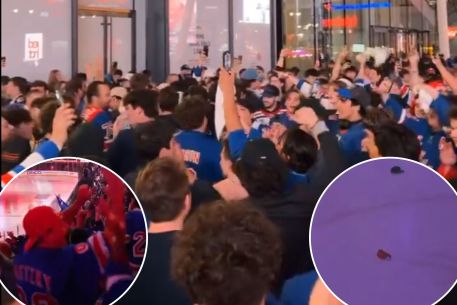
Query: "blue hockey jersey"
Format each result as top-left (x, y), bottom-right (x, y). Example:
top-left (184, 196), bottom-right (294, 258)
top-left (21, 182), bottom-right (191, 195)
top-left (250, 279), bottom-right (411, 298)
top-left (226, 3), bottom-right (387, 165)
top-left (14, 232), bottom-right (110, 305)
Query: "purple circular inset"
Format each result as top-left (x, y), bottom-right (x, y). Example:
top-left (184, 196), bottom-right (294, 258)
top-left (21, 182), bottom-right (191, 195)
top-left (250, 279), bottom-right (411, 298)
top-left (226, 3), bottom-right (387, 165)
top-left (310, 158), bottom-right (457, 305)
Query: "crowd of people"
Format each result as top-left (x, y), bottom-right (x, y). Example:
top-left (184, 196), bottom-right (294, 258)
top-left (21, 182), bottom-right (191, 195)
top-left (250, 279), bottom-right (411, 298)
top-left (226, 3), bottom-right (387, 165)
top-left (1, 46), bottom-right (457, 305)
top-left (0, 161), bottom-right (146, 305)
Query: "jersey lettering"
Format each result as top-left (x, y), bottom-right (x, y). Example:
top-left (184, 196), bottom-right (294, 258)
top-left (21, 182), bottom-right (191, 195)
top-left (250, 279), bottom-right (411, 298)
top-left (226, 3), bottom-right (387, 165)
top-left (182, 149), bottom-right (201, 164)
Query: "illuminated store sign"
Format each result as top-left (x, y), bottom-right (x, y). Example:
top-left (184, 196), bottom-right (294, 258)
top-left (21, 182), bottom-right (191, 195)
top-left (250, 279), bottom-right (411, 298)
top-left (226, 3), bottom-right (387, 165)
top-left (449, 26), bottom-right (457, 38)
top-left (24, 33), bottom-right (43, 62)
top-left (324, 2), bottom-right (391, 11)
top-left (322, 15), bottom-right (358, 28)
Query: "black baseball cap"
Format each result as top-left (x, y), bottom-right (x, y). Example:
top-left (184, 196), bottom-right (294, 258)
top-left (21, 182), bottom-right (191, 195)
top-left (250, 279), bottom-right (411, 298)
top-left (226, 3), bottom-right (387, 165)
top-left (262, 85), bottom-right (280, 98)
top-left (239, 138), bottom-right (286, 171)
top-left (180, 65), bottom-right (192, 71)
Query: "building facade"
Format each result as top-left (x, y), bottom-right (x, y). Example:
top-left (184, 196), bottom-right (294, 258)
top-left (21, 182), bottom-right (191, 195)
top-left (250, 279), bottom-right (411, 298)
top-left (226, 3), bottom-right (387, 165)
top-left (0, 0), bottom-right (451, 83)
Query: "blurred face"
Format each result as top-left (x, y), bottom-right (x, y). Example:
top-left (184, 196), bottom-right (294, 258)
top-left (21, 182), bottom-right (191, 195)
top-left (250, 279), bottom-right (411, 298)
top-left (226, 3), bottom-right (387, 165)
top-left (328, 85), bottom-right (339, 107)
top-left (109, 96), bottom-right (122, 111)
top-left (285, 92), bottom-right (300, 112)
top-left (336, 98), bottom-right (355, 120)
top-left (5, 81), bottom-right (19, 98)
top-left (26, 92), bottom-right (42, 108)
top-left (94, 84), bottom-right (111, 108)
top-left (124, 104), bottom-right (144, 125)
top-left (262, 96), bottom-right (278, 111)
top-left (30, 107), bottom-right (41, 126)
top-left (450, 118), bottom-right (457, 144)
top-left (31, 86), bottom-right (47, 97)
top-left (1, 117), bottom-right (12, 142)
top-left (368, 69), bottom-right (381, 84)
top-left (344, 70), bottom-right (357, 81)
top-left (427, 110), bottom-right (441, 131)
top-left (269, 76), bottom-right (282, 91)
top-left (56, 71), bottom-right (63, 82)
top-left (376, 78), bottom-right (392, 95)
top-left (16, 121), bottom-right (34, 140)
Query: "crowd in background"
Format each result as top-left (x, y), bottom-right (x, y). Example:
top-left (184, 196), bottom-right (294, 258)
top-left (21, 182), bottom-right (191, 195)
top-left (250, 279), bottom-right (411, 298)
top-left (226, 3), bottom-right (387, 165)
top-left (1, 46), bottom-right (457, 304)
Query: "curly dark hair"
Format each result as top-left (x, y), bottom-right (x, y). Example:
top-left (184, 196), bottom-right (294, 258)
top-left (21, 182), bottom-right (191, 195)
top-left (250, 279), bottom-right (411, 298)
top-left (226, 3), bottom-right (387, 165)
top-left (171, 202), bottom-right (281, 305)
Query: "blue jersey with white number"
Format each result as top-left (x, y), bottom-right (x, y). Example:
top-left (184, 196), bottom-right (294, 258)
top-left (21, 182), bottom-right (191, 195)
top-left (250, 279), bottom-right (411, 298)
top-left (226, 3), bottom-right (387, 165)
top-left (175, 130), bottom-right (223, 183)
top-left (14, 232), bottom-right (110, 305)
top-left (126, 209), bottom-right (146, 273)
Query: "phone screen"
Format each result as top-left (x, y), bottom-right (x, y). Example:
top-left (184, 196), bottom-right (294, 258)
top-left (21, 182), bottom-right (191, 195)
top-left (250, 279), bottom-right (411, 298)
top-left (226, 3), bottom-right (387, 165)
top-left (55, 90), bottom-right (63, 105)
top-left (223, 51), bottom-right (232, 71)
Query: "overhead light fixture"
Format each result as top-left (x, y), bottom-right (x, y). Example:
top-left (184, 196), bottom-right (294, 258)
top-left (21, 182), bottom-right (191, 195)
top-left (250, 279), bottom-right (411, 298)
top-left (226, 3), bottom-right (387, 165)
top-left (296, 12), bottom-right (302, 16)
top-left (92, 15), bottom-right (96, 18)
top-left (13, 9), bottom-right (19, 13)
top-left (29, 9), bottom-right (34, 14)
top-left (80, 15), bottom-right (86, 19)
top-left (289, 12), bottom-right (294, 16)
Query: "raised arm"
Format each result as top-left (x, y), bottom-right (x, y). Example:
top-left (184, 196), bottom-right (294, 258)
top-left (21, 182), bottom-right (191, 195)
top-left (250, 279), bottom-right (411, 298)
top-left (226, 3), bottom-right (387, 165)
top-left (432, 56), bottom-right (457, 94)
top-left (219, 68), bottom-right (243, 132)
top-left (331, 46), bottom-right (349, 81)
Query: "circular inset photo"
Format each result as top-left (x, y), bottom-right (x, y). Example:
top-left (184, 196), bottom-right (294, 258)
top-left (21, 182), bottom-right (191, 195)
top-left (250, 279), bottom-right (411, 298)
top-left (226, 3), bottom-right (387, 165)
top-left (0, 158), bottom-right (148, 305)
top-left (310, 158), bottom-right (457, 305)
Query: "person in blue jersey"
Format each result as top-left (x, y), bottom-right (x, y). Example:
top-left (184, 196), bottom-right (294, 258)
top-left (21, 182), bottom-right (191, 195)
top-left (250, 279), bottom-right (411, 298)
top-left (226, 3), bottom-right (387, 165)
top-left (171, 202), bottom-right (281, 305)
top-left (125, 203), bottom-right (146, 275)
top-left (13, 188), bottom-right (109, 305)
top-left (117, 157), bottom-right (192, 305)
top-left (334, 88), bottom-right (368, 166)
top-left (81, 81), bottom-right (113, 152)
top-left (422, 107), bottom-right (447, 169)
top-left (174, 95), bottom-right (223, 183)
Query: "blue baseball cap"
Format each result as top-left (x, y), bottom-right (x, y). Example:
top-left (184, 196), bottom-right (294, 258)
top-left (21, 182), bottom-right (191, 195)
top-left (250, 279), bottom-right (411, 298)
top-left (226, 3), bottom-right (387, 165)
top-left (240, 69), bottom-right (260, 81)
top-left (337, 88), bottom-right (353, 100)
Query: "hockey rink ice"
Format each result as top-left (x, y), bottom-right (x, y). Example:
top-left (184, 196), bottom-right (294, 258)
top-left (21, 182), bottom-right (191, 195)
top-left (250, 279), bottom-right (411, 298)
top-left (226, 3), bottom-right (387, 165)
top-left (0, 171), bottom-right (79, 235)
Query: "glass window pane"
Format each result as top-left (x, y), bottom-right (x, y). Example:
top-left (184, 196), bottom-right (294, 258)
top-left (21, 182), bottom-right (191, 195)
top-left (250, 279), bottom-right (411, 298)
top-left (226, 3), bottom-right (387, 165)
top-left (233, 0), bottom-right (271, 70)
top-left (282, 0), bottom-right (315, 71)
top-left (168, 0), bottom-right (229, 73)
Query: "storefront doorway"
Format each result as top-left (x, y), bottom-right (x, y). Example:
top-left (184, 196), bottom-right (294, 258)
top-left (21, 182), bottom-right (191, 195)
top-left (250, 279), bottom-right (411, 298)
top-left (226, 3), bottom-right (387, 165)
top-left (77, 5), bottom-right (136, 77)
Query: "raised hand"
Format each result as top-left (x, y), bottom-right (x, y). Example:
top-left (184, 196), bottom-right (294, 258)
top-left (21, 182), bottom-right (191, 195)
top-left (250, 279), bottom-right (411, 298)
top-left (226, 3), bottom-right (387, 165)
top-left (49, 104), bottom-right (77, 148)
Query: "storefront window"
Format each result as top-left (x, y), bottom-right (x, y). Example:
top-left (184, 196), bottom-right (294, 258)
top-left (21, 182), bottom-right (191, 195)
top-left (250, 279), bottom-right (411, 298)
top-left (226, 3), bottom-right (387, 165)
top-left (1, 0), bottom-right (71, 80)
top-left (168, 0), bottom-right (229, 73)
top-left (282, 0), bottom-right (315, 71)
top-left (233, 0), bottom-right (272, 70)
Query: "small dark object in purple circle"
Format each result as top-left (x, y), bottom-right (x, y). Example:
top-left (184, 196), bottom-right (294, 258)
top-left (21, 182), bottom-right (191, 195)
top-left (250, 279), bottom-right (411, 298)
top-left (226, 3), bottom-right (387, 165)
top-left (377, 249), bottom-right (392, 260)
top-left (390, 166), bottom-right (404, 174)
